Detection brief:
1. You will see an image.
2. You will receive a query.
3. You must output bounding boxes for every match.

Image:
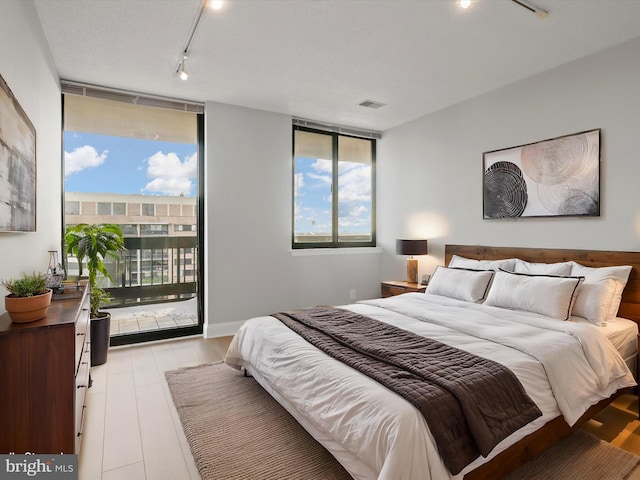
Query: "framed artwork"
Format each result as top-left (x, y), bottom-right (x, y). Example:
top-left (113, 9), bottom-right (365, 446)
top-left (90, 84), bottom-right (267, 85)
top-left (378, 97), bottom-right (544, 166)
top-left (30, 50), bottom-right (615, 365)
top-left (483, 129), bottom-right (600, 219)
top-left (0, 73), bottom-right (36, 232)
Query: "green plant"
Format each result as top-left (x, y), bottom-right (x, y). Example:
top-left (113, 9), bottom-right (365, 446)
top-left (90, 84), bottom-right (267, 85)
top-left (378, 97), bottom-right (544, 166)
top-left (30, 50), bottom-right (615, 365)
top-left (2, 272), bottom-right (48, 297)
top-left (64, 223), bottom-right (125, 316)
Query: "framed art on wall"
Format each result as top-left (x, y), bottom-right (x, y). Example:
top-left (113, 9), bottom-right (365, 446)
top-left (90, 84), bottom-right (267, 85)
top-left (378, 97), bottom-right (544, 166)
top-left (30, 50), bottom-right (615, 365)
top-left (0, 73), bottom-right (36, 232)
top-left (483, 129), bottom-right (600, 219)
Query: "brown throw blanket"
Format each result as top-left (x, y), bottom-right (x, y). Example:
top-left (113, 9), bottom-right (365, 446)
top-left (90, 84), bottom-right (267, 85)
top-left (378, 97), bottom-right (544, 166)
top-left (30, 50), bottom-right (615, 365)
top-left (273, 307), bottom-right (542, 475)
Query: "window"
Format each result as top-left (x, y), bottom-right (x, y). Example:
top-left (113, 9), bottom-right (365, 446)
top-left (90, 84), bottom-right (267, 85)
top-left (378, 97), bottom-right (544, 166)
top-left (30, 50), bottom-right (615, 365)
top-left (117, 224), bottom-right (138, 236)
top-left (113, 202), bottom-right (126, 215)
top-left (65, 201), bottom-right (80, 215)
top-left (62, 81), bottom-right (204, 345)
top-left (140, 224), bottom-right (168, 235)
top-left (293, 126), bottom-right (375, 248)
top-left (175, 224), bottom-right (195, 232)
top-left (97, 202), bottom-right (111, 215)
top-left (142, 203), bottom-right (155, 216)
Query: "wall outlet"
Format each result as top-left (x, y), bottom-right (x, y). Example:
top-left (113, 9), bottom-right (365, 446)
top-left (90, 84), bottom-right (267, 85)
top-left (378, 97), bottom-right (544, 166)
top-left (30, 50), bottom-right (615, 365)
top-left (349, 289), bottom-right (357, 300)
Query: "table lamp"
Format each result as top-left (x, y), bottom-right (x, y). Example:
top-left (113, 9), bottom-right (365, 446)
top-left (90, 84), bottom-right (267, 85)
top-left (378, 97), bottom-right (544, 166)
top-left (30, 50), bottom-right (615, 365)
top-left (396, 239), bottom-right (428, 283)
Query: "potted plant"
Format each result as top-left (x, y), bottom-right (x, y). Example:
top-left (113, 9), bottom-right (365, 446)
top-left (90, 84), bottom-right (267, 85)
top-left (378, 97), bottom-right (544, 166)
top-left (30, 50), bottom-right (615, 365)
top-left (65, 223), bottom-right (125, 365)
top-left (2, 272), bottom-right (52, 323)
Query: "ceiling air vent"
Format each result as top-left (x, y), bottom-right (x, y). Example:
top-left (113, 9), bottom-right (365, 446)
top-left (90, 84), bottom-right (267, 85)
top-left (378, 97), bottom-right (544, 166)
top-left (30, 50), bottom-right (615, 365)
top-left (359, 100), bottom-right (386, 109)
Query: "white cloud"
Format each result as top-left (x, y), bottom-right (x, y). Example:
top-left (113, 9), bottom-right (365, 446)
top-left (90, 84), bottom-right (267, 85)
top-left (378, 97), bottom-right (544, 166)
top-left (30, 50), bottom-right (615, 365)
top-left (64, 145), bottom-right (108, 176)
top-left (307, 172), bottom-right (332, 184)
top-left (311, 159), bottom-right (332, 173)
top-left (339, 216), bottom-right (370, 228)
top-left (294, 173), bottom-right (305, 197)
top-left (339, 164), bottom-right (371, 203)
top-left (338, 162), bottom-right (360, 174)
top-left (350, 205), bottom-right (368, 217)
top-left (143, 177), bottom-right (193, 196)
top-left (142, 151), bottom-right (196, 196)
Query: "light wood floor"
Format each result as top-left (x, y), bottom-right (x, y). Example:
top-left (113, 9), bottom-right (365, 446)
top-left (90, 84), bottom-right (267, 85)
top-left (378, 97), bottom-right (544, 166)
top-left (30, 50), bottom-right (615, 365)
top-left (79, 335), bottom-right (232, 480)
top-left (80, 335), bottom-right (640, 480)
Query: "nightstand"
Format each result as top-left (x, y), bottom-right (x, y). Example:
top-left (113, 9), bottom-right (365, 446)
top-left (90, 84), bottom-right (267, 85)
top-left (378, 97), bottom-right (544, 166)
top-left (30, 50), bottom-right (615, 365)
top-left (381, 281), bottom-right (427, 298)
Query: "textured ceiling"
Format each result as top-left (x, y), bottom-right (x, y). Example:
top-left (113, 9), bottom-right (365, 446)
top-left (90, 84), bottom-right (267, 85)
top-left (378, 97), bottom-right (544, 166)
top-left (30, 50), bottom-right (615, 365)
top-left (34, 0), bottom-right (640, 132)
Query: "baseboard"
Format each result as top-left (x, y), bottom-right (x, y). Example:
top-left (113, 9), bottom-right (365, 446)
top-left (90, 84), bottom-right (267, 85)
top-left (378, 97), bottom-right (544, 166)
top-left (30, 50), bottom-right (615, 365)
top-left (204, 320), bottom-right (245, 338)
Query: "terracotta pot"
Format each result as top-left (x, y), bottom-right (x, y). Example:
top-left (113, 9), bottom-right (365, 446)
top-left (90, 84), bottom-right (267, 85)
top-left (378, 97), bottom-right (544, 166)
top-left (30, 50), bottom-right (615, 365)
top-left (4, 289), bottom-right (53, 323)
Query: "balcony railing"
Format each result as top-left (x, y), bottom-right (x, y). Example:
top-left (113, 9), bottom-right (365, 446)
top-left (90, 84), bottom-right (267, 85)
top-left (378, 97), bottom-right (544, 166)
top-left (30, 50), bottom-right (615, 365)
top-left (69, 236), bottom-right (198, 308)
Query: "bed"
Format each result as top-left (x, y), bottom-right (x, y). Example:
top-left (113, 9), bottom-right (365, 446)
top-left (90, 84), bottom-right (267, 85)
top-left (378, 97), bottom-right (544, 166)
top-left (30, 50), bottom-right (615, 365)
top-left (224, 245), bottom-right (640, 479)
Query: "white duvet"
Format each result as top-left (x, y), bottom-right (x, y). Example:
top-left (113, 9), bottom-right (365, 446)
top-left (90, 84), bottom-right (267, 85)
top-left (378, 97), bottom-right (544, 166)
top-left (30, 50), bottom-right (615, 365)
top-left (224, 293), bottom-right (636, 480)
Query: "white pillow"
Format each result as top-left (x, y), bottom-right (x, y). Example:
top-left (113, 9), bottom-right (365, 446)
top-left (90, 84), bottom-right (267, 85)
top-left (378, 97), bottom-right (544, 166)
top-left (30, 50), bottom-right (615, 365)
top-left (570, 262), bottom-right (632, 321)
top-left (484, 270), bottom-right (584, 320)
top-left (449, 254), bottom-right (515, 272)
top-left (512, 259), bottom-right (572, 276)
top-left (570, 280), bottom-right (616, 326)
top-left (426, 266), bottom-right (494, 303)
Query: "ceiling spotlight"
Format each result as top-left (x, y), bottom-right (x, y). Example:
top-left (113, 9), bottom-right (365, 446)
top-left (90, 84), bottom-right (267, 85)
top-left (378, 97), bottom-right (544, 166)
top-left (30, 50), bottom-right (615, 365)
top-left (459, 0), bottom-right (471, 8)
top-left (177, 53), bottom-right (189, 81)
top-left (209, 0), bottom-right (223, 10)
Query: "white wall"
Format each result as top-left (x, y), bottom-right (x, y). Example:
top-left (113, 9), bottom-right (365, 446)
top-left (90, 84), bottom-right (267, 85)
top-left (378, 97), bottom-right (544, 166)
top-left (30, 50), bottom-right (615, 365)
top-left (5, 0), bottom-right (638, 333)
top-left (204, 102), bottom-right (381, 336)
top-left (0, 1), bottom-right (62, 314)
top-left (0, 2), bottom-right (383, 327)
top-left (379, 36), bottom-right (640, 281)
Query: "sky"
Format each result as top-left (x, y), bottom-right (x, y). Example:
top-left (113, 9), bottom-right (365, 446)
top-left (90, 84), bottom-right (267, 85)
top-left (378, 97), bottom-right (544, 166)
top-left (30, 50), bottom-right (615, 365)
top-left (64, 132), bottom-right (197, 196)
top-left (64, 132), bottom-right (371, 234)
top-left (294, 157), bottom-right (372, 235)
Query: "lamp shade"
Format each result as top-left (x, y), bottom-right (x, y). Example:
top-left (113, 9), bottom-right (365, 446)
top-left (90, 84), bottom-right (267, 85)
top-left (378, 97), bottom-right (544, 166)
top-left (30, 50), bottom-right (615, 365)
top-left (396, 239), bottom-right (428, 256)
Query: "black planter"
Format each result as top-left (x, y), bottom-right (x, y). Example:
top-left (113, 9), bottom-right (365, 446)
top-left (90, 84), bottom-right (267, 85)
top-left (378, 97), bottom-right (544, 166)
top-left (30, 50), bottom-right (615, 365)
top-left (90, 312), bottom-right (111, 366)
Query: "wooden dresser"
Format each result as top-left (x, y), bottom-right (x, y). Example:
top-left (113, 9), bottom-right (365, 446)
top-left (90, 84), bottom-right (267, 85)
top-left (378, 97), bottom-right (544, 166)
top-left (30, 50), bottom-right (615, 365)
top-left (0, 286), bottom-right (90, 454)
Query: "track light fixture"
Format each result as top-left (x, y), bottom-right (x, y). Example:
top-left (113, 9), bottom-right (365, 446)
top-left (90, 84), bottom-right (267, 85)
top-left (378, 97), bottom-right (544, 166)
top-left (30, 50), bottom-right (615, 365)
top-left (177, 52), bottom-right (189, 81)
top-left (458, 0), bottom-right (548, 18)
top-left (511, 0), bottom-right (549, 18)
top-left (175, 0), bottom-right (219, 81)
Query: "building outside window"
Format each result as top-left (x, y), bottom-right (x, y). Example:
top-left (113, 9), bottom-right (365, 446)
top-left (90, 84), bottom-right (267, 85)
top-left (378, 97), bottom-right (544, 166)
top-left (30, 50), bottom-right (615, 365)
top-left (142, 203), bottom-right (155, 216)
top-left (97, 202), bottom-right (111, 215)
top-left (140, 224), bottom-right (169, 235)
top-left (113, 202), bottom-right (126, 215)
top-left (117, 223), bottom-right (138, 236)
top-left (65, 200), bottom-right (80, 215)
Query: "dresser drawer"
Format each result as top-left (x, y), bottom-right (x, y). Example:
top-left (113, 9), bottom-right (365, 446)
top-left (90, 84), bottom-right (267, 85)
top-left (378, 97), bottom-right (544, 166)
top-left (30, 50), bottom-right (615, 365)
top-left (75, 343), bottom-right (90, 451)
top-left (381, 285), bottom-right (405, 297)
top-left (381, 281), bottom-right (427, 298)
top-left (0, 285), bottom-right (89, 454)
top-left (74, 295), bottom-right (90, 373)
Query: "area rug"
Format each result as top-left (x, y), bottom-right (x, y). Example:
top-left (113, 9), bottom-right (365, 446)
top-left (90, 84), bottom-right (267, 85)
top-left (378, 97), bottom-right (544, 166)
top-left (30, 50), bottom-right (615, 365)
top-left (165, 363), bottom-right (640, 480)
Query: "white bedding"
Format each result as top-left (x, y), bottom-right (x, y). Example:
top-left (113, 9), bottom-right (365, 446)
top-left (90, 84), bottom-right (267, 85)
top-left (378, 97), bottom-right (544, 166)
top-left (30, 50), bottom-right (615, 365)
top-left (577, 316), bottom-right (639, 367)
top-left (224, 293), bottom-right (636, 480)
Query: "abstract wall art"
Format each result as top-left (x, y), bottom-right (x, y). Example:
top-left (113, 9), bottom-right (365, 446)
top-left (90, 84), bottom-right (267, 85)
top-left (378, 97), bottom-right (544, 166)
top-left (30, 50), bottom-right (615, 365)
top-left (483, 129), bottom-right (600, 219)
top-left (0, 73), bottom-right (36, 232)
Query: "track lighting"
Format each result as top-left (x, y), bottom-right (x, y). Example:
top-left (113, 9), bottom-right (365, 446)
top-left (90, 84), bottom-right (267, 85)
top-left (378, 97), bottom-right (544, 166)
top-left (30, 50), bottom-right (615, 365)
top-left (511, 0), bottom-right (549, 18)
top-left (177, 53), bottom-right (189, 81)
top-left (459, 0), bottom-right (548, 18)
top-left (175, 0), bottom-right (225, 80)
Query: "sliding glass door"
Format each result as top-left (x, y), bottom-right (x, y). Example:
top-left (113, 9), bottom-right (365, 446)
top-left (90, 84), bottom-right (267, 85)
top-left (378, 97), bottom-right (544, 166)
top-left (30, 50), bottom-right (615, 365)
top-left (62, 84), bottom-right (204, 345)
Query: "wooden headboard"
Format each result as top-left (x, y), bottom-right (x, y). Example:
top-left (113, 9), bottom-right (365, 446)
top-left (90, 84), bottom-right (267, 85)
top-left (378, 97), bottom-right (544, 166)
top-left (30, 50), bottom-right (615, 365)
top-left (445, 244), bottom-right (640, 325)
